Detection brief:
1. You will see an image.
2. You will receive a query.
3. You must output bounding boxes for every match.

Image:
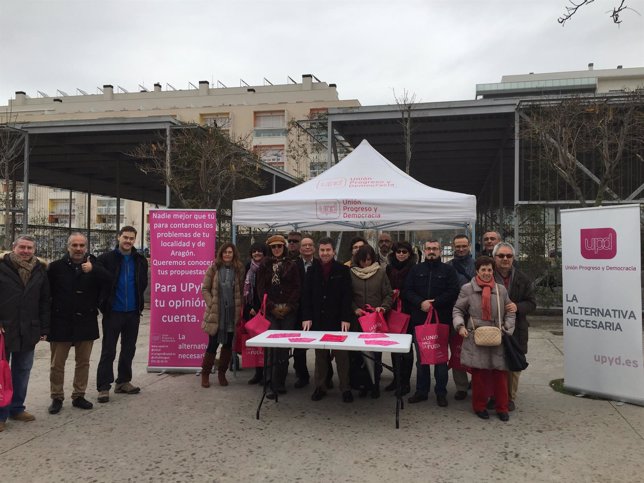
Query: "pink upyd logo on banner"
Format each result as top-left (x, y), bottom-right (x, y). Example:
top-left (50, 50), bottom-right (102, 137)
top-left (580, 228), bottom-right (617, 259)
top-left (148, 209), bottom-right (216, 370)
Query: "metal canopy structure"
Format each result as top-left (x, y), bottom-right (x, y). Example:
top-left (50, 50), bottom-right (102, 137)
top-left (327, 99), bottom-right (519, 212)
top-left (11, 116), bottom-right (298, 207)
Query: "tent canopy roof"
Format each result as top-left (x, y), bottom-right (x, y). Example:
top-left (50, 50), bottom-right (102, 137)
top-left (232, 140), bottom-right (476, 231)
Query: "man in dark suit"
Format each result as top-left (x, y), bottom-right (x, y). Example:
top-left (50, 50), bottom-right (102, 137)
top-left (301, 237), bottom-right (354, 403)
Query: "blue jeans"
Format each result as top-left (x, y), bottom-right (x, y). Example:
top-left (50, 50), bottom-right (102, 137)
top-left (413, 335), bottom-right (448, 397)
top-left (0, 350), bottom-right (35, 421)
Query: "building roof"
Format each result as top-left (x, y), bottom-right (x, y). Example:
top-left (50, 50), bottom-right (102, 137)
top-left (10, 116), bottom-right (298, 205)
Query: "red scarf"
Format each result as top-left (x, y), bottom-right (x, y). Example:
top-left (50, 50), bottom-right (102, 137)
top-left (475, 275), bottom-right (496, 321)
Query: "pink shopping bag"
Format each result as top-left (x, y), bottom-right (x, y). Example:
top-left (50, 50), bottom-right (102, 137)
top-left (241, 333), bottom-right (265, 368)
top-left (245, 294), bottom-right (271, 338)
top-left (0, 333), bottom-right (13, 408)
top-left (386, 294), bottom-right (410, 334)
top-left (414, 307), bottom-right (449, 365)
top-left (358, 305), bottom-right (389, 333)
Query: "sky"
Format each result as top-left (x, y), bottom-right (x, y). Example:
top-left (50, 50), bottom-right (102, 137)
top-left (1, 0), bottom-right (643, 107)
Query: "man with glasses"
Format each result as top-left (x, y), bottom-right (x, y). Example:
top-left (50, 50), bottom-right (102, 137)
top-left (287, 231), bottom-right (302, 260)
top-left (480, 231), bottom-right (502, 257)
top-left (447, 234), bottom-right (476, 401)
top-left (492, 242), bottom-right (536, 411)
top-left (293, 236), bottom-right (316, 388)
top-left (256, 234), bottom-right (301, 398)
top-left (404, 240), bottom-right (459, 408)
top-left (377, 232), bottom-right (393, 265)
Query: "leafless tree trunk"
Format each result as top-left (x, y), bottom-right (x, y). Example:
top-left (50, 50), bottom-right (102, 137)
top-left (394, 89), bottom-right (418, 175)
top-left (0, 112), bottom-right (25, 249)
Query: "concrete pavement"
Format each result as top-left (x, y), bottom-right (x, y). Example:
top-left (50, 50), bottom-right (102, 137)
top-left (1, 313), bottom-right (643, 482)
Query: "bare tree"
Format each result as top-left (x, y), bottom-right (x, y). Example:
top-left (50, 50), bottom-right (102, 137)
top-left (520, 92), bottom-right (644, 206)
top-left (286, 111), bottom-right (329, 180)
top-left (132, 124), bottom-right (265, 211)
top-left (393, 89), bottom-right (418, 175)
top-left (0, 111), bottom-right (26, 249)
top-left (558, 0), bottom-right (636, 25)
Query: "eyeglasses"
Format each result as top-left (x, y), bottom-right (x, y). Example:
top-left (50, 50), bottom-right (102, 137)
top-left (495, 253), bottom-right (513, 259)
top-left (288, 239), bottom-right (300, 244)
top-left (424, 247), bottom-right (440, 251)
top-left (270, 244), bottom-right (284, 249)
top-left (396, 249), bottom-right (409, 254)
top-left (251, 249), bottom-right (264, 254)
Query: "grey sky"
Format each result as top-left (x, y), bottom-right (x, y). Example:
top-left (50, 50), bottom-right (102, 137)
top-left (1, 0), bottom-right (643, 107)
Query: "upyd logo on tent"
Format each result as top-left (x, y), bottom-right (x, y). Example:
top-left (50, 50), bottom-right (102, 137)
top-left (580, 228), bottom-right (617, 259)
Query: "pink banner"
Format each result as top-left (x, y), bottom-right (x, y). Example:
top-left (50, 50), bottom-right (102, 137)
top-left (148, 209), bottom-right (216, 371)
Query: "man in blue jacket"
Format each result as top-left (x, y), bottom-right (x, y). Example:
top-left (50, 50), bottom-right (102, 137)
top-left (404, 240), bottom-right (459, 407)
top-left (96, 226), bottom-right (148, 403)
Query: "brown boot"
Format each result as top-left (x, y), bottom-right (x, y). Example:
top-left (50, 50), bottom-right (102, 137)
top-left (201, 352), bottom-right (216, 388)
top-left (218, 347), bottom-right (232, 386)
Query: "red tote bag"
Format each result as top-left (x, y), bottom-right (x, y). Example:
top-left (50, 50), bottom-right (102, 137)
top-left (448, 333), bottom-right (467, 371)
top-left (245, 294), bottom-right (271, 338)
top-left (358, 305), bottom-right (389, 333)
top-left (414, 307), bottom-right (449, 365)
top-left (241, 333), bottom-right (265, 368)
top-left (0, 333), bottom-right (13, 408)
top-left (386, 293), bottom-right (410, 335)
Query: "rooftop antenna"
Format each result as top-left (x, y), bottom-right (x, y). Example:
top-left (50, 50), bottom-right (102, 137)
top-left (166, 83), bottom-right (176, 91)
top-left (37, 90), bottom-right (49, 97)
top-left (76, 88), bottom-right (89, 95)
top-left (263, 77), bottom-right (273, 86)
top-left (96, 86), bottom-right (104, 93)
top-left (287, 76), bottom-right (297, 84)
top-left (138, 84), bottom-right (148, 92)
top-left (216, 80), bottom-right (227, 88)
top-left (56, 89), bottom-right (69, 96)
top-left (188, 82), bottom-right (198, 89)
top-left (117, 85), bottom-right (129, 93)
top-left (240, 78), bottom-right (250, 87)
top-left (311, 75), bottom-right (321, 82)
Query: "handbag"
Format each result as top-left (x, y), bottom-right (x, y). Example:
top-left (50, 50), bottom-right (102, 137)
top-left (241, 333), bottom-right (265, 368)
top-left (414, 306), bottom-right (449, 365)
top-left (386, 291), bottom-right (410, 334)
top-left (472, 285), bottom-right (502, 347)
top-left (0, 333), bottom-right (13, 408)
top-left (245, 294), bottom-right (271, 338)
top-left (358, 305), bottom-right (389, 333)
top-left (502, 333), bottom-right (529, 371)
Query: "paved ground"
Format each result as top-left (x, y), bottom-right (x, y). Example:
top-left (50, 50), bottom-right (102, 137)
top-left (1, 313), bottom-right (643, 483)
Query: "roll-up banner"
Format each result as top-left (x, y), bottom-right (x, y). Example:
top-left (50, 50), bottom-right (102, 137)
top-left (561, 204), bottom-right (643, 405)
top-left (147, 209), bottom-right (216, 372)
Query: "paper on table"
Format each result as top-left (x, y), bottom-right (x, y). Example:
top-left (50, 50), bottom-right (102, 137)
top-left (363, 339), bottom-right (399, 346)
top-left (320, 334), bottom-right (347, 342)
top-left (358, 333), bottom-right (389, 339)
top-left (267, 333), bottom-right (302, 338)
top-left (288, 337), bottom-right (316, 343)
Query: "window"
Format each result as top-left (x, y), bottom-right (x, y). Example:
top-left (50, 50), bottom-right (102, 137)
top-left (255, 145), bottom-right (285, 169)
top-left (203, 113), bottom-right (231, 136)
top-left (254, 110), bottom-right (286, 137)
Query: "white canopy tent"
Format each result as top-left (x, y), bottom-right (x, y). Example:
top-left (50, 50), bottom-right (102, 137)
top-left (232, 140), bottom-right (476, 232)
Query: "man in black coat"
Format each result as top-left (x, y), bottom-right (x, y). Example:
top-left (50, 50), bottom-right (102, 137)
top-left (403, 240), bottom-right (460, 407)
top-left (47, 233), bottom-right (111, 414)
top-left (95, 226), bottom-right (148, 403)
top-left (301, 237), bottom-right (354, 403)
top-left (0, 235), bottom-right (50, 431)
top-left (493, 242), bottom-right (536, 411)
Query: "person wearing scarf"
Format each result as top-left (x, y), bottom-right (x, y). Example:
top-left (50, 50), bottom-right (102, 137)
top-left (0, 235), bottom-right (50, 431)
top-left (350, 244), bottom-right (392, 399)
top-left (452, 256), bottom-right (515, 422)
top-left (385, 241), bottom-right (416, 395)
top-left (243, 242), bottom-right (267, 385)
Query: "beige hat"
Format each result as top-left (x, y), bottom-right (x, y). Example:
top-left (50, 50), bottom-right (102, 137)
top-left (266, 234), bottom-right (287, 246)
